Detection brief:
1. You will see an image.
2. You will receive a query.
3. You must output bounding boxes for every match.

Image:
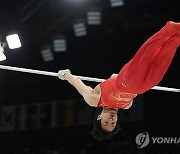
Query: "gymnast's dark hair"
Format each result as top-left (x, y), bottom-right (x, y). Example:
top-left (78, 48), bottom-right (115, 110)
top-left (90, 114), bottom-right (121, 141)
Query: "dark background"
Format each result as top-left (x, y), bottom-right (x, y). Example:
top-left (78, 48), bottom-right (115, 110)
top-left (0, 0), bottom-right (180, 153)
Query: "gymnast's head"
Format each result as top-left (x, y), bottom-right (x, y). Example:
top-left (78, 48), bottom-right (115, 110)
top-left (91, 107), bottom-right (120, 141)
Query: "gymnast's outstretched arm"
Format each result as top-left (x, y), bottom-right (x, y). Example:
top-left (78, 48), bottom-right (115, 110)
top-left (59, 70), bottom-right (100, 107)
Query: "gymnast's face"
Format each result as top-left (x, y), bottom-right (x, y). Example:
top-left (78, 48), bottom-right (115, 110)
top-left (97, 108), bottom-right (118, 132)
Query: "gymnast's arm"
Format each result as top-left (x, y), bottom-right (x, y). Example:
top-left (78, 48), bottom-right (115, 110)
top-left (64, 73), bottom-right (100, 107)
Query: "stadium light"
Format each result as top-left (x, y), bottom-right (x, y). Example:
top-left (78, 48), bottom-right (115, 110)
top-left (73, 21), bottom-right (87, 37)
top-left (110, 0), bottom-right (124, 7)
top-left (0, 44), bottom-right (6, 61)
top-left (6, 34), bottom-right (22, 49)
top-left (53, 36), bottom-right (67, 52)
top-left (41, 46), bottom-right (54, 62)
top-left (87, 9), bottom-right (101, 25)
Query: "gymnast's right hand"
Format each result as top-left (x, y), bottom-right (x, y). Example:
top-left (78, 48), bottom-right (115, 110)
top-left (58, 69), bottom-right (71, 80)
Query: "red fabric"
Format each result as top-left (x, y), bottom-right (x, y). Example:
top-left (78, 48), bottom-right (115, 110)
top-left (97, 21), bottom-right (180, 109)
top-left (116, 21), bottom-right (180, 94)
top-left (98, 76), bottom-right (137, 109)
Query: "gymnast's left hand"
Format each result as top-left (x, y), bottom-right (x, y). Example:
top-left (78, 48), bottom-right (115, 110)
top-left (58, 69), bottom-right (71, 80)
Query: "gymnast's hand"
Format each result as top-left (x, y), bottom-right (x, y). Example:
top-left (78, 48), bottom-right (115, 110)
top-left (58, 69), bottom-right (71, 80)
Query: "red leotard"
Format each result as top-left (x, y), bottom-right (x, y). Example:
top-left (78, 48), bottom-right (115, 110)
top-left (98, 76), bottom-right (137, 109)
top-left (97, 21), bottom-right (180, 109)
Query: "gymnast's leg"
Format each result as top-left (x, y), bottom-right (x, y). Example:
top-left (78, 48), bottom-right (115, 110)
top-left (116, 21), bottom-right (180, 94)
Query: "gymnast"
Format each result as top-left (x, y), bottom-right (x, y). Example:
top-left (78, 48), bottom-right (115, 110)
top-left (58, 21), bottom-right (180, 141)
